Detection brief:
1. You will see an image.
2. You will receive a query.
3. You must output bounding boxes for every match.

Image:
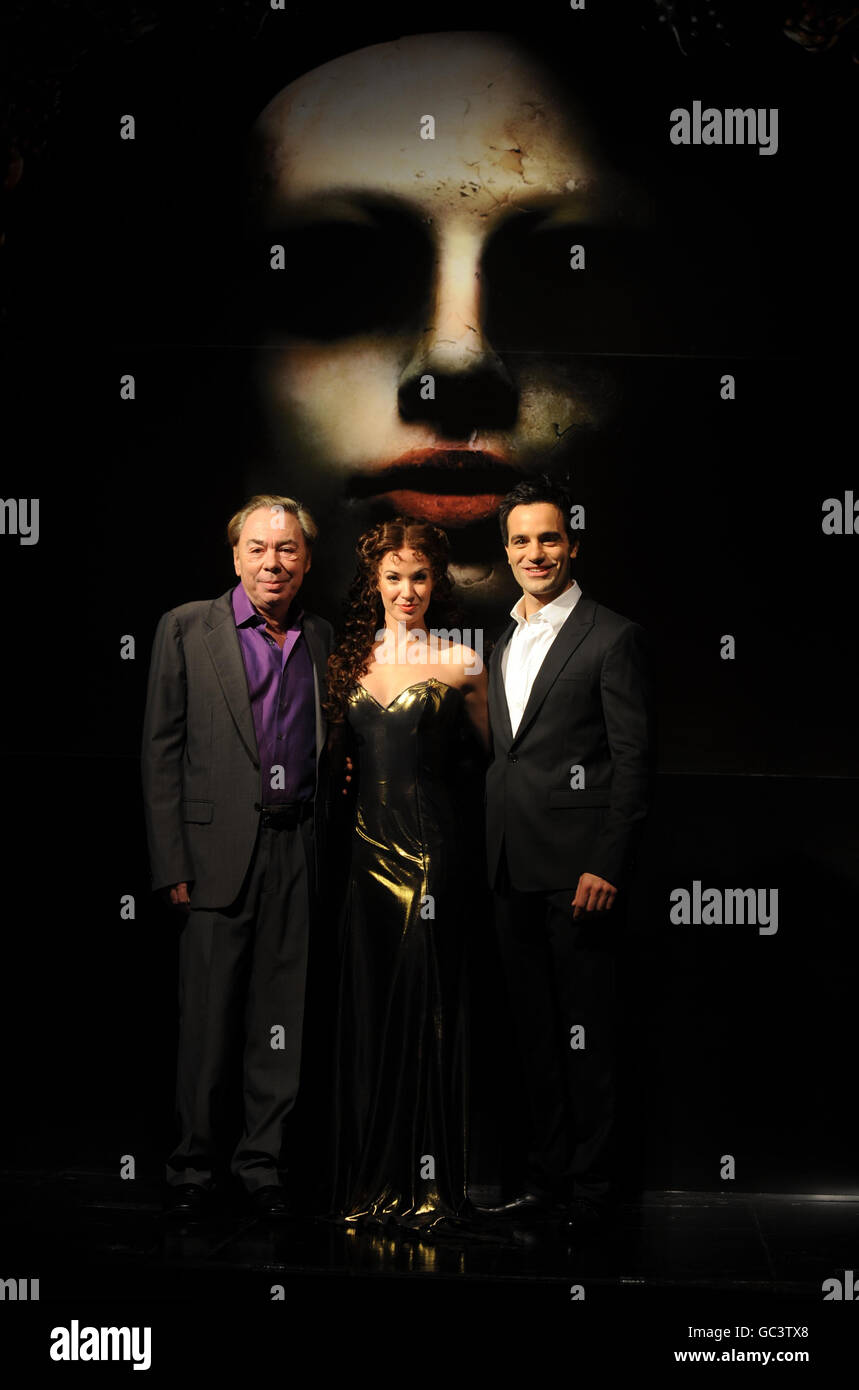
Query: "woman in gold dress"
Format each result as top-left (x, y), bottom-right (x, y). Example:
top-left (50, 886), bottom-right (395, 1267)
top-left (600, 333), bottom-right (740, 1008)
top-left (324, 518), bottom-right (488, 1233)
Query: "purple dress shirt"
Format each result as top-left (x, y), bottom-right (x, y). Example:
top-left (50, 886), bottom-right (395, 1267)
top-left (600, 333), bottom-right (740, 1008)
top-left (232, 583), bottom-right (316, 806)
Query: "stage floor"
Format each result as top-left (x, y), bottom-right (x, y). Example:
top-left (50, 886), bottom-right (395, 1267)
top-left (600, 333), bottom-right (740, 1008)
top-left (2, 1168), bottom-right (856, 1299)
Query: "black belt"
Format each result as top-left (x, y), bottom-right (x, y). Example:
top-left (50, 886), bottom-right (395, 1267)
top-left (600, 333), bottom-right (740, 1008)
top-left (257, 801), bottom-right (312, 830)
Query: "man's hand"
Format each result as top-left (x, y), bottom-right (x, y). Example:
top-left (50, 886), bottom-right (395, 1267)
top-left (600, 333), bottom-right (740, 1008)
top-left (572, 873), bottom-right (617, 920)
top-left (341, 755), bottom-right (354, 796)
top-left (165, 882), bottom-right (191, 912)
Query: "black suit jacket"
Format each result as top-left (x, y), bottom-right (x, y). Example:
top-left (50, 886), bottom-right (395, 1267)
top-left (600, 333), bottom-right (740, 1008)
top-left (141, 588), bottom-right (333, 910)
top-left (486, 593), bottom-right (653, 893)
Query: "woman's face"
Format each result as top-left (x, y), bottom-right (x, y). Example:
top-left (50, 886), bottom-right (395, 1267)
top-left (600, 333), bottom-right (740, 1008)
top-left (375, 547), bottom-right (433, 632)
top-left (252, 32), bottom-right (636, 612)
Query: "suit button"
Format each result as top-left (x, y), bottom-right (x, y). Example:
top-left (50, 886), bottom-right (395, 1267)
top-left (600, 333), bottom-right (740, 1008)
top-left (254, 802), bottom-right (261, 812)
top-left (507, 753), bottom-right (518, 763)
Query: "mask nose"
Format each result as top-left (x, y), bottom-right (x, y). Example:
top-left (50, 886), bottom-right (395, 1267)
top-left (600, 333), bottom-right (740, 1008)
top-left (397, 224), bottom-right (517, 436)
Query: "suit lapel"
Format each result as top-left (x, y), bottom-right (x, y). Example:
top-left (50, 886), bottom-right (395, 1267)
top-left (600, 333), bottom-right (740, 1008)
top-left (489, 620), bottom-right (516, 749)
top-left (204, 591), bottom-right (259, 767)
top-left (510, 595), bottom-right (596, 748)
top-left (205, 589), bottom-right (329, 770)
top-left (301, 613), bottom-right (328, 763)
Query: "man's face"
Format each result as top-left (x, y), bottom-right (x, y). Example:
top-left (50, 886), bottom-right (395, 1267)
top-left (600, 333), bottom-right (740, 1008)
top-left (233, 507), bottom-right (311, 615)
top-left (252, 33), bottom-right (631, 610)
top-left (376, 547), bottom-right (432, 631)
top-left (504, 502), bottom-right (578, 606)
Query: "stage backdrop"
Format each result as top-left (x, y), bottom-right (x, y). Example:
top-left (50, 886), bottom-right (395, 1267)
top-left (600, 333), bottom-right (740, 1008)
top-left (1, 2), bottom-right (856, 1197)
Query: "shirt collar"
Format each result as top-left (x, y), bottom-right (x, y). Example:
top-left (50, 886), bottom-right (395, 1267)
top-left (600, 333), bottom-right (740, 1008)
top-left (509, 578), bottom-right (581, 634)
top-left (232, 582), bottom-right (303, 630)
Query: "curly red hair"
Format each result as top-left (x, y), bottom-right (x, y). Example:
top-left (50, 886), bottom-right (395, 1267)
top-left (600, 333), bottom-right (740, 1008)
top-left (325, 517), bottom-right (461, 723)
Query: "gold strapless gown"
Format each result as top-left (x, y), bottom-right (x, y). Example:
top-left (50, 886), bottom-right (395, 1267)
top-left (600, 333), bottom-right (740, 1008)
top-left (329, 678), bottom-right (470, 1231)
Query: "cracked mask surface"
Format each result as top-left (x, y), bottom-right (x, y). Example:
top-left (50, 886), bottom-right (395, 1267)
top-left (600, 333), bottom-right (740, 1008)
top-left (252, 31), bottom-right (625, 606)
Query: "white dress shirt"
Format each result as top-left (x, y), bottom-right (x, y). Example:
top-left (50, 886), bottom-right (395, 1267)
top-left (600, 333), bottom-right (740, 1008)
top-left (501, 580), bottom-right (582, 736)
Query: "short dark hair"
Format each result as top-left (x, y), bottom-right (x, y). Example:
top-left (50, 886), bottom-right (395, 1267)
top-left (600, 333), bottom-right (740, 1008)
top-left (498, 474), bottom-right (576, 545)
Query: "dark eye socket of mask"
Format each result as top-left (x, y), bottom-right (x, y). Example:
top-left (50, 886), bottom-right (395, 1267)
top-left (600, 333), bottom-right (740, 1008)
top-left (253, 218), bottom-right (434, 341)
top-left (249, 214), bottom-right (684, 352)
top-left (482, 221), bottom-right (673, 355)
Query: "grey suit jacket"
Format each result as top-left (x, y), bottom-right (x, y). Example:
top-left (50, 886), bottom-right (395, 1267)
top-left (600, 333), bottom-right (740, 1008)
top-left (486, 593), bottom-right (653, 893)
top-left (141, 587), bottom-right (333, 910)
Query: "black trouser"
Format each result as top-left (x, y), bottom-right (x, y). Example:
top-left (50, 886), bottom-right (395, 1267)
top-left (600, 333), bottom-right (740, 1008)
top-left (492, 847), bottom-right (622, 1207)
top-left (166, 816), bottom-right (312, 1193)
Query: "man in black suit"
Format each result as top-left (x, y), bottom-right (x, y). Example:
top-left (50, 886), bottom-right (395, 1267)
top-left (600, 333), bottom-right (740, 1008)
top-left (141, 494), bottom-right (333, 1219)
top-left (482, 476), bottom-right (653, 1235)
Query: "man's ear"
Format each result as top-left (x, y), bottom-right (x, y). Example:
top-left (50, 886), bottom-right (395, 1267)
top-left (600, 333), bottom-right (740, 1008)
top-left (233, 546), bottom-right (241, 576)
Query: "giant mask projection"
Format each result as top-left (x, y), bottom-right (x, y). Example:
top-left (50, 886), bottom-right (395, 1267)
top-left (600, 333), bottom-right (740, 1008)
top-left (250, 31), bottom-right (659, 620)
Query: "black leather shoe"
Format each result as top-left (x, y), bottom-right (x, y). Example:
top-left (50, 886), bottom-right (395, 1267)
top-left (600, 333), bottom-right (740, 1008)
top-left (163, 1183), bottom-right (216, 1219)
top-left (249, 1185), bottom-right (290, 1219)
top-left (475, 1192), bottom-right (561, 1222)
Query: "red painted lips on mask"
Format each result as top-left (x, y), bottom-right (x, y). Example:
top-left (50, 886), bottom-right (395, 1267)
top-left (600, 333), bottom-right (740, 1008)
top-left (352, 449), bottom-right (519, 526)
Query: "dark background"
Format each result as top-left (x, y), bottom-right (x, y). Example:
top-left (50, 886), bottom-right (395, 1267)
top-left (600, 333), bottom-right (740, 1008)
top-left (1, 1), bottom-right (856, 1200)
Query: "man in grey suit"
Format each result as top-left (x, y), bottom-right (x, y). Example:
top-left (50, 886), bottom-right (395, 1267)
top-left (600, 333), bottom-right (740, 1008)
top-left (141, 493), bottom-right (333, 1219)
top-left (481, 476), bottom-right (653, 1237)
